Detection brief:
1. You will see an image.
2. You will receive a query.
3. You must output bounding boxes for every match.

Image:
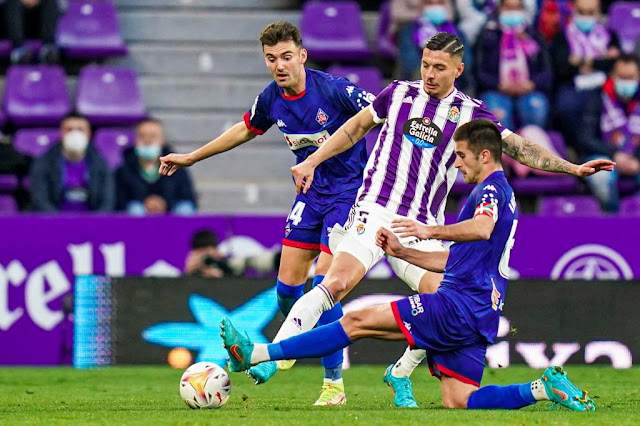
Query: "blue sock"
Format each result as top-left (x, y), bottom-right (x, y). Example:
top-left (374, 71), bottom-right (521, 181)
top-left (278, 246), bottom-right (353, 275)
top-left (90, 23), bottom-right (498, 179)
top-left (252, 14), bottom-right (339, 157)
top-left (467, 383), bottom-right (537, 410)
top-left (314, 275), bottom-right (344, 379)
top-left (267, 321), bottom-right (352, 361)
top-left (276, 279), bottom-right (305, 317)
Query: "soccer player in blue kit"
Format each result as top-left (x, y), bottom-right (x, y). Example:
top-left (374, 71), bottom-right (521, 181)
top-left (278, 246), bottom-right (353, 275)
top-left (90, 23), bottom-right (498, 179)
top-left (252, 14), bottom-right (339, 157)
top-left (159, 21), bottom-right (384, 405)
top-left (220, 119), bottom-right (596, 412)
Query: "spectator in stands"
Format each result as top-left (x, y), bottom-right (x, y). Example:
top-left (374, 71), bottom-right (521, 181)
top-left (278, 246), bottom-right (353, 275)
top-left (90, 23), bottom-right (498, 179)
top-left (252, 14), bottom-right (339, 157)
top-left (577, 54), bottom-right (640, 212)
top-left (396, 0), bottom-right (458, 79)
top-left (2, 0), bottom-right (60, 64)
top-left (475, 0), bottom-right (552, 130)
top-left (456, 0), bottom-right (536, 46)
top-left (552, 0), bottom-right (620, 149)
top-left (184, 229), bottom-right (233, 278)
top-left (29, 113), bottom-right (114, 212)
top-left (115, 119), bottom-right (196, 216)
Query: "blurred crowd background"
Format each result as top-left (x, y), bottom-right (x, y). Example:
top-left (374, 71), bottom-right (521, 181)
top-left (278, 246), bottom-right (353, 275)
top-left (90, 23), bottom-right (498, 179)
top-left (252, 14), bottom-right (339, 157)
top-left (0, 0), bottom-right (639, 220)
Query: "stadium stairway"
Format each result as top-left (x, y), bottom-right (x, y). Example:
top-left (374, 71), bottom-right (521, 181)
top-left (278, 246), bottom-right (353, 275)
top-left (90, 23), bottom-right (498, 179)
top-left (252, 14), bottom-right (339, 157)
top-left (111, 0), bottom-right (378, 213)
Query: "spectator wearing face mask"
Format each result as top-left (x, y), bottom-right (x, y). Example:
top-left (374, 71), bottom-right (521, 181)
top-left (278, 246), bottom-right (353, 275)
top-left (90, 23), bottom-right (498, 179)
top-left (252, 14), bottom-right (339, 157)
top-left (577, 54), bottom-right (640, 212)
top-left (396, 0), bottom-right (458, 80)
top-left (29, 113), bottom-right (114, 212)
top-left (115, 118), bottom-right (197, 215)
top-left (455, 0), bottom-right (536, 46)
top-left (551, 0), bottom-right (620, 149)
top-left (475, 0), bottom-right (552, 130)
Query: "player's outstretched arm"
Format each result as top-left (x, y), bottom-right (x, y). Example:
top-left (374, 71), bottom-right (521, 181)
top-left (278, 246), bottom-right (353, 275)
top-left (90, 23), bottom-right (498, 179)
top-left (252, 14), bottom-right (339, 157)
top-left (502, 132), bottom-right (615, 177)
top-left (159, 121), bottom-right (256, 176)
top-left (291, 108), bottom-right (377, 194)
top-left (391, 215), bottom-right (495, 242)
top-left (376, 227), bottom-right (449, 273)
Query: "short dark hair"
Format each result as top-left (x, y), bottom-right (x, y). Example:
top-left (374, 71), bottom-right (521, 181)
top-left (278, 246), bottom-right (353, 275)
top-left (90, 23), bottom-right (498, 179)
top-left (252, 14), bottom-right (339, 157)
top-left (191, 229), bottom-right (219, 249)
top-left (453, 119), bottom-right (502, 163)
top-left (615, 53), bottom-right (640, 71)
top-left (424, 32), bottom-right (464, 59)
top-left (135, 117), bottom-right (163, 130)
top-left (61, 112), bottom-right (90, 124)
top-left (259, 21), bottom-right (303, 48)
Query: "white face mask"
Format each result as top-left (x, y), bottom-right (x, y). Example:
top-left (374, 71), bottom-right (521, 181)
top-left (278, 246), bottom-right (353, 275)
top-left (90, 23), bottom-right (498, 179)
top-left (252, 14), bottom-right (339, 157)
top-left (62, 130), bottom-right (89, 154)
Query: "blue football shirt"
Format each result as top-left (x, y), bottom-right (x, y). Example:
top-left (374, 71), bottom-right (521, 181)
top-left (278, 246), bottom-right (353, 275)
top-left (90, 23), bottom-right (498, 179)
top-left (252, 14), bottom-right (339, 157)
top-left (243, 68), bottom-right (375, 200)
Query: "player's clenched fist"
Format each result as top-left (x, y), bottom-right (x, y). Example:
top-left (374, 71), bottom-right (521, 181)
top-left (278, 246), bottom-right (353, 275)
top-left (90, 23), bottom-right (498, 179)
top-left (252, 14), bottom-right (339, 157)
top-left (375, 227), bottom-right (405, 258)
top-left (159, 153), bottom-right (194, 176)
top-left (391, 218), bottom-right (432, 239)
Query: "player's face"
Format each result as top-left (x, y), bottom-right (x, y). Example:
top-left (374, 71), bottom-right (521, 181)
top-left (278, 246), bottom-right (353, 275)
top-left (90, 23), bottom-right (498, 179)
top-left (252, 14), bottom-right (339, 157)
top-left (263, 41), bottom-right (308, 94)
top-left (420, 49), bottom-right (464, 98)
top-left (454, 140), bottom-right (484, 184)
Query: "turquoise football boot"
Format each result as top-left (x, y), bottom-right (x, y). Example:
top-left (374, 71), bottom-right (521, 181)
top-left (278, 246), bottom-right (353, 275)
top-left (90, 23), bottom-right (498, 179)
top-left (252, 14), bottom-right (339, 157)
top-left (383, 364), bottom-right (419, 408)
top-left (247, 361), bottom-right (278, 384)
top-left (220, 317), bottom-right (254, 372)
top-left (541, 366), bottom-right (595, 411)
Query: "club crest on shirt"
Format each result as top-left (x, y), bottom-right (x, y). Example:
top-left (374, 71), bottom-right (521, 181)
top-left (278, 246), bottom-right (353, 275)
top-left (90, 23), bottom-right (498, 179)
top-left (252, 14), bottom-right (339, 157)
top-left (447, 106), bottom-right (461, 123)
top-left (402, 117), bottom-right (443, 149)
top-left (316, 108), bottom-right (329, 126)
top-left (356, 223), bottom-right (365, 235)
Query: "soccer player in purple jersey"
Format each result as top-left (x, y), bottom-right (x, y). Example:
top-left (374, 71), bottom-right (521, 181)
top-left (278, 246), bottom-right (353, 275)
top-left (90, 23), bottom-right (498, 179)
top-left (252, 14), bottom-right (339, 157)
top-left (159, 21), bottom-right (414, 405)
top-left (237, 32), bottom-right (614, 407)
top-left (221, 119), bottom-right (596, 412)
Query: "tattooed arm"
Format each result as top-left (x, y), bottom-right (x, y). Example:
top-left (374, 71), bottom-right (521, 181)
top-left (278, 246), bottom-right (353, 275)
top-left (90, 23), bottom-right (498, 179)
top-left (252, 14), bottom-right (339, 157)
top-left (502, 132), bottom-right (615, 177)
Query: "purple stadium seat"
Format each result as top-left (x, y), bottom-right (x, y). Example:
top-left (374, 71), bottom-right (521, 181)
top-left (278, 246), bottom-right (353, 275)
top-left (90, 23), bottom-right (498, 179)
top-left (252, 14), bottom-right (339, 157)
top-left (0, 195), bottom-right (18, 214)
top-left (76, 66), bottom-right (147, 126)
top-left (93, 127), bottom-right (135, 170)
top-left (377, 1), bottom-right (397, 60)
top-left (0, 175), bottom-right (19, 192)
top-left (301, 1), bottom-right (372, 62)
top-left (56, 0), bottom-right (127, 59)
top-left (538, 195), bottom-right (602, 216)
top-left (3, 65), bottom-right (71, 126)
top-left (325, 65), bottom-right (383, 94)
top-left (608, 2), bottom-right (640, 53)
top-left (0, 40), bottom-right (43, 58)
top-left (13, 127), bottom-right (60, 157)
top-left (619, 196), bottom-right (640, 216)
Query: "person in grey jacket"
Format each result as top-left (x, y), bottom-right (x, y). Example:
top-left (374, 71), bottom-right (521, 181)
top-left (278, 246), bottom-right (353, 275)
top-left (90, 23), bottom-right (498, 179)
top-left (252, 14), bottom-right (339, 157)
top-left (29, 113), bottom-right (114, 212)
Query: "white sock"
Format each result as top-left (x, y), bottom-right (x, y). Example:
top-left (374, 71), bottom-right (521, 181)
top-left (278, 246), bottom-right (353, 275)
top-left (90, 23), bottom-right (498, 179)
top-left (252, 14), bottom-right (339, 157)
top-left (391, 347), bottom-right (427, 378)
top-left (272, 286), bottom-right (334, 343)
top-left (324, 378), bottom-right (343, 385)
top-left (250, 343), bottom-right (270, 364)
top-left (530, 379), bottom-right (549, 401)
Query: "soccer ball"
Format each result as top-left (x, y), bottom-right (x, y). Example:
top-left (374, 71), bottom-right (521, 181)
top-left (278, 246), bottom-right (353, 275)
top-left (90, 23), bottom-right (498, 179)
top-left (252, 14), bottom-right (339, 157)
top-left (179, 362), bottom-right (231, 409)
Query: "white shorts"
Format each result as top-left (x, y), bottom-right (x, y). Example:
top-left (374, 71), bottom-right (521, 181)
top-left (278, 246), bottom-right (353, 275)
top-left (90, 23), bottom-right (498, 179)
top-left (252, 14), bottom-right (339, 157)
top-left (330, 201), bottom-right (445, 291)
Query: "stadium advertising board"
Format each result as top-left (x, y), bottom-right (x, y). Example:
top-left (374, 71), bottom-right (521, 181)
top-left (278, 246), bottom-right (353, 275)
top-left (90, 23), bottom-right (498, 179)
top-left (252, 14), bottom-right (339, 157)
top-left (1, 214), bottom-right (639, 365)
top-left (102, 278), bottom-right (638, 369)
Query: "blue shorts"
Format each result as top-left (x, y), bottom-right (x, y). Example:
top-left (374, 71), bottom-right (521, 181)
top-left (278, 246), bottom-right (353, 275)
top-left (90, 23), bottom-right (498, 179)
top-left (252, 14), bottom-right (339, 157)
top-left (391, 293), bottom-right (487, 386)
top-left (283, 190), bottom-right (356, 254)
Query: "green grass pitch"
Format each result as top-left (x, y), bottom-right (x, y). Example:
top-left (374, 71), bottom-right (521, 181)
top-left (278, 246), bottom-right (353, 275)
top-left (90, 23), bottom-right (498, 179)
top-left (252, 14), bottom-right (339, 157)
top-left (1, 365), bottom-right (639, 425)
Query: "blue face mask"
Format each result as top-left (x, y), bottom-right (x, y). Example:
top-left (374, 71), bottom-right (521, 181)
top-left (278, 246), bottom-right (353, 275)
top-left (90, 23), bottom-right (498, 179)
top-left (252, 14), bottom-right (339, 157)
top-left (422, 5), bottom-right (448, 26)
top-left (573, 15), bottom-right (597, 33)
top-left (499, 10), bottom-right (526, 28)
top-left (135, 144), bottom-right (162, 160)
top-left (614, 78), bottom-right (639, 99)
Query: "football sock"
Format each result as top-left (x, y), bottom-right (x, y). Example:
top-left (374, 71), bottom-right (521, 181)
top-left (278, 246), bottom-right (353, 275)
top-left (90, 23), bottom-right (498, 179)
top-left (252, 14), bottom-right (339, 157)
top-left (276, 279), bottom-right (305, 317)
top-left (467, 383), bottom-right (537, 409)
top-left (272, 285), bottom-right (334, 343)
top-left (391, 347), bottom-right (426, 378)
top-left (530, 379), bottom-right (550, 400)
top-left (267, 321), bottom-right (352, 361)
top-left (314, 275), bottom-right (345, 374)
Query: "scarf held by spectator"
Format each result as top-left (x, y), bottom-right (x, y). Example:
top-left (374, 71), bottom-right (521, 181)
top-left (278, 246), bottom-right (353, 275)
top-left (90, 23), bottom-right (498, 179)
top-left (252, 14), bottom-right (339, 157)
top-left (499, 26), bottom-right (540, 86)
top-left (565, 18), bottom-right (610, 59)
top-left (600, 78), bottom-right (640, 154)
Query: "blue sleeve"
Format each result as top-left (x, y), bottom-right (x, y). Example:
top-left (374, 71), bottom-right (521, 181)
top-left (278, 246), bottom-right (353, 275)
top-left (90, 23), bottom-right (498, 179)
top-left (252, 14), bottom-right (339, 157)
top-left (331, 76), bottom-right (376, 115)
top-left (473, 183), bottom-right (503, 223)
top-left (243, 88), bottom-right (274, 135)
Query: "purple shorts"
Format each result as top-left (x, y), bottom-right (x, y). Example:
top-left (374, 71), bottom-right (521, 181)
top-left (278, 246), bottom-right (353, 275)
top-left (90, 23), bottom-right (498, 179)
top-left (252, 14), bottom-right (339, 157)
top-left (391, 293), bottom-right (487, 386)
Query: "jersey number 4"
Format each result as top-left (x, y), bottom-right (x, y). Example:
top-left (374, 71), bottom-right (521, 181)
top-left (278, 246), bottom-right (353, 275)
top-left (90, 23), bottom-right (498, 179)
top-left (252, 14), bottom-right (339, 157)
top-left (498, 219), bottom-right (518, 279)
top-left (287, 201), bottom-right (306, 226)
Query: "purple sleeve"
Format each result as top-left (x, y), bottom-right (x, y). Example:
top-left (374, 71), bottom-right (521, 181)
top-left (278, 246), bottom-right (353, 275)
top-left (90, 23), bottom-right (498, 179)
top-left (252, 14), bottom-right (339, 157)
top-left (243, 89), bottom-right (274, 135)
top-left (370, 82), bottom-right (396, 122)
top-left (472, 101), bottom-right (512, 135)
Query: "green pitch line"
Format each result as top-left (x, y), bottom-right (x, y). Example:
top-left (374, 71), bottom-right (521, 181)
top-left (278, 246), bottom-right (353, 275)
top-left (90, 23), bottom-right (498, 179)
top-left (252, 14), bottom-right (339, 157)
top-left (0, 365), bottom-right (638, 425)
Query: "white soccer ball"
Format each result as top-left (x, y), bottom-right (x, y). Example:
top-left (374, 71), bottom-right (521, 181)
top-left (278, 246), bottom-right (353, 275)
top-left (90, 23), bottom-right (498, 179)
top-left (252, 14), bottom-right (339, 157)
top-left (179, 362), bottom-right (231, 409)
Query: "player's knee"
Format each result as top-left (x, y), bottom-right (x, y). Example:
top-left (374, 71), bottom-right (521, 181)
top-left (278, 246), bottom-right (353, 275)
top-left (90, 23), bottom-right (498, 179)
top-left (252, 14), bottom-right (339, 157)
top-left (441, 395), bottom-right (468, 409)
top-left (340, 310), bottom-right (368, 340)
top-left (323, 276), bottom-right (350, 297)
